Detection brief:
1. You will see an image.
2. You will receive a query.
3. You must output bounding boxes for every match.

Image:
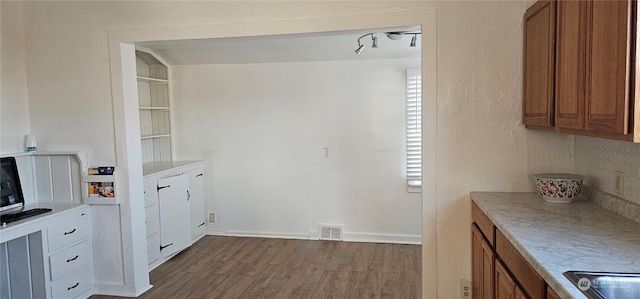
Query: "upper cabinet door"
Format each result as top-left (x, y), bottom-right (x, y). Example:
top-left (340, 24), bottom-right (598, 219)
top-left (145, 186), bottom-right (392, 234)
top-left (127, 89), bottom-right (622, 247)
top-left (555, 0), bottom-right (587, 129)
top-left (523, 0), bottom-right (556, 128)
top-left (586, 0), bottom-right (631, 134)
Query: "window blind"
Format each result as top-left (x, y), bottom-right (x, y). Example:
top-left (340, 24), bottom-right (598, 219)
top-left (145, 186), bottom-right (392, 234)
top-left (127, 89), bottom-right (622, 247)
top-left (406, 70), bottom-right (422, 185)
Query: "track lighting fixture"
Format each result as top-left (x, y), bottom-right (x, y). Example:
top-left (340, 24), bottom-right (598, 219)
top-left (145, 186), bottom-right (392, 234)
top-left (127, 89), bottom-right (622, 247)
top-left (410, 34), bottom-right (417, 47)
top-left (355, 33), bottom-right (377, 55)
top-left (354, 31), bottom-right (421, 54)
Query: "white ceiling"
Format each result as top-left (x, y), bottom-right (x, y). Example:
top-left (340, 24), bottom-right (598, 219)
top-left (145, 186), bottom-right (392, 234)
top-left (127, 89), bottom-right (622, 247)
top-left (139, 26), bottom-right (421, 65)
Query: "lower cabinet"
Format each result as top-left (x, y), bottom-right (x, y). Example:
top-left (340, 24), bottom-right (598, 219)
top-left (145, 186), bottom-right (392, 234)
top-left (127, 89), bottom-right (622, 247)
top-left (0, 205), bottom-right (93, 299)
top-left (158, 174), bottom-right (191, 258)
top-left (472, 202), bottom-right (557, 299)
top-left (184, 168), bottom-right (206, 242)
top-left (495, 260), bottom-right (527, 299)
top-left (143, 161), bottom-right (205, 270)
top-left (46, 206), bottom-right (93, 299)
top-left (472, 224), bottom-right (494, 299)
top-left (547, 286), bottom-right (561, 299)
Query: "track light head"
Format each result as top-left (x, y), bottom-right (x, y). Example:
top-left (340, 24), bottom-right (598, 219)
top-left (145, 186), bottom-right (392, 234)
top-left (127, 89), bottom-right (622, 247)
top-left (371, 36), bottom-right (378, 48)
top-left (355, 43), bottom-right (365, 55)
top-left (385, 32), bottom-right (405, 40)
top-left (410, 35), bottom-right (417, 47)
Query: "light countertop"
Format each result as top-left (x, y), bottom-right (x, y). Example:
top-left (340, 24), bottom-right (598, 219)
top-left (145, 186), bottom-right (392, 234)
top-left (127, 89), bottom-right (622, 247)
top-left (0, 202), bottom-right (88, 243)
top-left (143, 160), bottom-right (202, 177)
top-left (471, 192), bottom-right (640, 299)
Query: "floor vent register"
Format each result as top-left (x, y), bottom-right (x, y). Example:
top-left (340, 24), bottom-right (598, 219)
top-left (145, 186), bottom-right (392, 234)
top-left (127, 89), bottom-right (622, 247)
top-left (319, 224), bottom-right (343, 241)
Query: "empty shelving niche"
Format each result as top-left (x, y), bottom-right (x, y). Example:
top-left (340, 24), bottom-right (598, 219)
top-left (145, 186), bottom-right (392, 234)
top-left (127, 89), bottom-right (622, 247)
top-left (136, 50), bottom-right (172, 163)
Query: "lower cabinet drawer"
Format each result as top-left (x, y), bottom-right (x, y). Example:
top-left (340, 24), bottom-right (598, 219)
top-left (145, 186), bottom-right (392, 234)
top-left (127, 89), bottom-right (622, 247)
top-left (145, 204), bottom-right (160, 237)
top-left (147, 233), bottom-right (160, 266)
top-left (49, 240), bottom-right (92, 281)
top-left (47, 212), bottom-right (90, 252)
top-left (50, 266), bottom-right (93, 299)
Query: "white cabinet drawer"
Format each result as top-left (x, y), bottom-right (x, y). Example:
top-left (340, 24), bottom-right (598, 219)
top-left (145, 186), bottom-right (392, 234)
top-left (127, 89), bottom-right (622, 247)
top-left (47, 212), bottom-right (90, 252)
top-left (147, 233), bottom-right (160, 266)
top-left (145, 204), bottom-right (160, 237)
top-left (49, 240), bottom-right (92, 281)
top-left (144, 178), bottom-right (159, 207)
top-left (50, 266), bottom-right (93, 299)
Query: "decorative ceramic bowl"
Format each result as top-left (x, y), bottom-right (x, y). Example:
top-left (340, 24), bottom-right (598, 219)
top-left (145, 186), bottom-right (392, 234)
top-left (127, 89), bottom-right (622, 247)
top-left (532, 173), bottom-right (585, 203)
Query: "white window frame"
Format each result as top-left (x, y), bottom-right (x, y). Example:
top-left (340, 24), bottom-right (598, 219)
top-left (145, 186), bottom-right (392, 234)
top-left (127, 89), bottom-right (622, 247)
top-left (406, 69), bottom-right (422, 192)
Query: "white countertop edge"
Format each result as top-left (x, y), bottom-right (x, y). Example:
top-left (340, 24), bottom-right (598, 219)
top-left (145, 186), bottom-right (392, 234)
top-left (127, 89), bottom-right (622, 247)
top-left (142, 160), bottom-right (203, 177)
top-left (0, 202), bottom-right (89, 243)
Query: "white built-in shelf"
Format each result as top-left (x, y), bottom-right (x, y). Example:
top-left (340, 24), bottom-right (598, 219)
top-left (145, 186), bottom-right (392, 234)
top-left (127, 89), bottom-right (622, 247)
top-left (137, 49), bottom-right (172, 163)
top-left (82, 171), bottom-right (120, 205)
top-left (141, 134), bottom-right (171, 140)
top-left (139, 106), bottom-right (170, 110)
top-left (137, 76), bottom-right (168, 84)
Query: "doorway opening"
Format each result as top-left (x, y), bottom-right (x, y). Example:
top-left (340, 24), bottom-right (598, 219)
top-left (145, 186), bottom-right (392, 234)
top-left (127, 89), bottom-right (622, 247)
top-left (107, 10), bottom-right (436, 297)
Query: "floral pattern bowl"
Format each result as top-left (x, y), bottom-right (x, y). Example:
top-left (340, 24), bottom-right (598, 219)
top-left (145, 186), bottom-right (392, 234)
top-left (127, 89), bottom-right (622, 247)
top-left (533, 173), bottom-right (585, 204)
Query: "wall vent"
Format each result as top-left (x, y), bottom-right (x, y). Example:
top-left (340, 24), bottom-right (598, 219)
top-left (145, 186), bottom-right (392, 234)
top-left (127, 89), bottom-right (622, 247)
top-left (319, 224), bottom-right (343, 241)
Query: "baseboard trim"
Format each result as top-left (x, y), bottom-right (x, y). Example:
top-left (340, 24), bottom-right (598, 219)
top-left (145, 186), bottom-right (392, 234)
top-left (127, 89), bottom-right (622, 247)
top-left (342, 232), bottom-right (422, 245)
top-left (92, 282), bottom-right (152, 297)
top-left (207, 229), bottom-right (421, 245)
top-left (206, 228), bottom-right (227, 236)
top-left (224, 230), bottom-right (310, 240)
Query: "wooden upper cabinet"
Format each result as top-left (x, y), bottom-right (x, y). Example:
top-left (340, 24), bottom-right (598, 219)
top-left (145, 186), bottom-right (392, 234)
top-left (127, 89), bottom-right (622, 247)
top-left (523, 0), bottom-right (556, 128)
top-left (524, 0), bottom-right (640, 142)
top-left (555, 0), bottom-right (587, 129)
top-left (586, 0), bottom-right (632, 134)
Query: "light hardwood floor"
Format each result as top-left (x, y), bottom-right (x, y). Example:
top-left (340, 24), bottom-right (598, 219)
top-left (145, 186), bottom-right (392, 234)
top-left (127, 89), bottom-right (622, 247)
top-left (92, 236), bottom-right (421, 299)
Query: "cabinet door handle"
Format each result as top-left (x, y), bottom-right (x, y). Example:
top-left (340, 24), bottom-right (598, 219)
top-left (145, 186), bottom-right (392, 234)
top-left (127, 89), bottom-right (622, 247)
top-left (66, 255), bottom-right (79, 263)
top-left (198, 222), bottom-right (205, 228)
top-left (187, 190), bottom-right (190, 201)
top-left (196, 173), bottom-right (203, 177)
top-left (160, 243), bottom-right (173, 250)
top-left (64, 229), bottom-right (77, 235)
top-left (67, 282), bottom-right (79, 291)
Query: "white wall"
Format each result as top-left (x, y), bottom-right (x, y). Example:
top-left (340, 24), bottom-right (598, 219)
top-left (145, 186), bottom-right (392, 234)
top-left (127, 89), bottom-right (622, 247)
top-left (432, 2), bottom-right (573, 295)
top-left (7, 1), bottom-right (576, 298)
top-left (1, 1), bottom-right (31, 153)
top-left (172, 58), bottom-right (422, 242)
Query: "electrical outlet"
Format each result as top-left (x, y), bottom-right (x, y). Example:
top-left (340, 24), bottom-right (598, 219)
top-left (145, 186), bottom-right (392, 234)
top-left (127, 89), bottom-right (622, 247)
top-left (459, 279), bottom-right (471, 299)
top-left (209, 212), bottom-right (216, 223)
top-left (615, 171), bottom-right (624, 196)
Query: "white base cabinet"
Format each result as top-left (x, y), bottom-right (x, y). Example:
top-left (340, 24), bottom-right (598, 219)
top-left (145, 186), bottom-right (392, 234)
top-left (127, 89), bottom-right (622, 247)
top-left (0, 204), bottom-right (93, 299)
top-left (185, 168), bottom-right (206, 242)
top-left (46, 207), bottom-right (94, 299)
top-left (157, 174), bottom-right (191, 258)
top-left (142, 161), bottom-right (205, 271)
